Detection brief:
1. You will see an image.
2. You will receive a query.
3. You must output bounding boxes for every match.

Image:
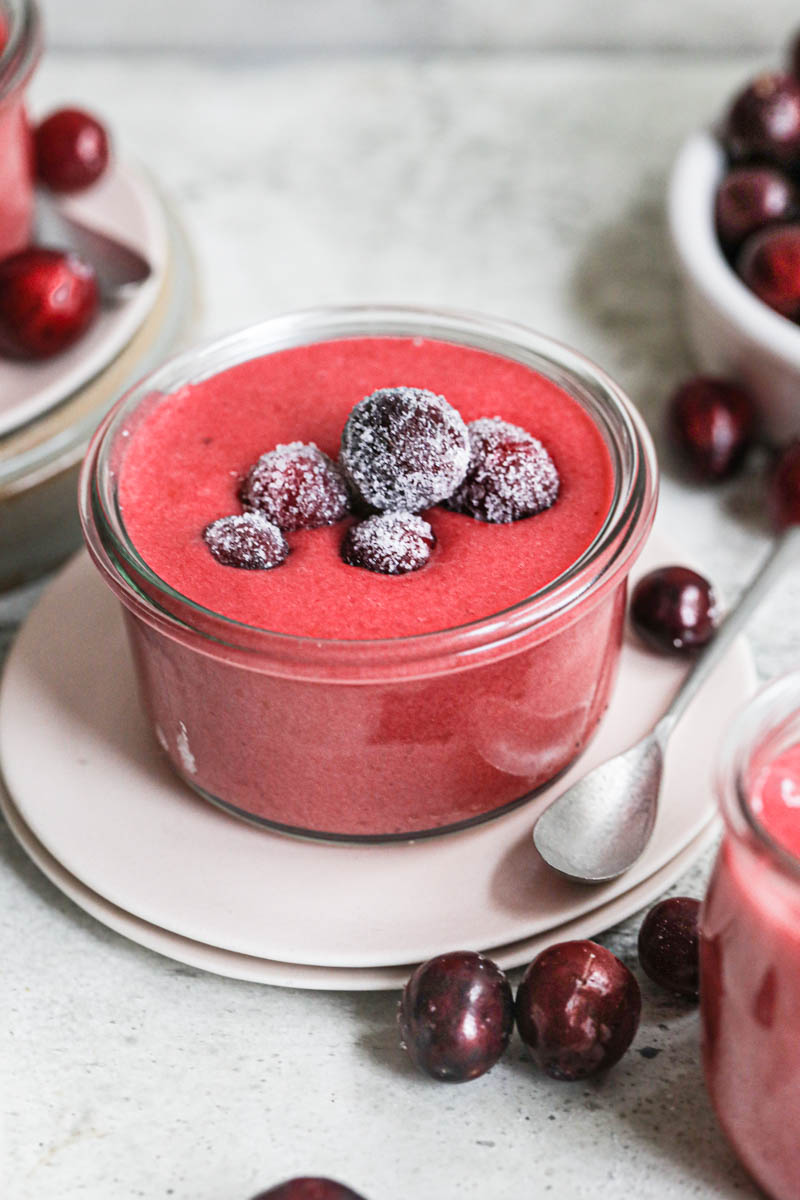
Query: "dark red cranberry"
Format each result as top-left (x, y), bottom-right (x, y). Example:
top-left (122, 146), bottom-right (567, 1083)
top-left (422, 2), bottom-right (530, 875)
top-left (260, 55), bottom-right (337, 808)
top-left (341, 511), bottom-right (435, 575)
top-left (398, 950), bottom-right (514, 1082)
top-left (241, 442), bottom-right (350, 531)
top-left (770, 440), bottom-right (800, 528)
top-left (251, 1180), bottom-right (367, 1200)
top-left (446, 417), bottom-right (559, 523)
top-left (737, 225), bottom-right (800, 319)
top-left (715, 167), bottom-right (796, 255)
top-left (0, 248), bottom-right (99, 359)
top-left (34, 108), bottom-right (110, 193)
top-left (340, 386), bottom-right (470, 512)
top-left (638, 897), bottom-right (701, 1000)
top-left (667, 376), bottom-right (756, 481)
top-left (723, 73), bottom-right (800, 167)
top-left (515, 940), bottom-right (641, 1081)
top-left (203, 512), bottom-right (288, 569)
top-left (630, 566), bottom-right (719, 655)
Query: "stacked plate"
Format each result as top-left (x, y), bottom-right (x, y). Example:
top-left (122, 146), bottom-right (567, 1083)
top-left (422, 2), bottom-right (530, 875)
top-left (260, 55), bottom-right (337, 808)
top-left (0, 537), bottom-right (756, 990)
top-left (0, 158), bottom-right (194, 591)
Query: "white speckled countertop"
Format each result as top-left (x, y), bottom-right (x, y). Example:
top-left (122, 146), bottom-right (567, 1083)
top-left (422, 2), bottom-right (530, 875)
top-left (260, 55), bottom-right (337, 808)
top-left (2, 31), bottom-right (796, 1200)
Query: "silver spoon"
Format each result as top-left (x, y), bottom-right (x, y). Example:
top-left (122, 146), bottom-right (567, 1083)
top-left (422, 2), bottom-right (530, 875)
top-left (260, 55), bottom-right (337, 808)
top-left (533, 526), bottom-right (800, 884)
top-left (35, 191), bottom-right (152, 303)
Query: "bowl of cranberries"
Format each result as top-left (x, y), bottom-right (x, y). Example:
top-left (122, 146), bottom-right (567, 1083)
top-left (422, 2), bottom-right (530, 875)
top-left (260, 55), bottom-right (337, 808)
top-left (668, 27), bottom-right (800, 444)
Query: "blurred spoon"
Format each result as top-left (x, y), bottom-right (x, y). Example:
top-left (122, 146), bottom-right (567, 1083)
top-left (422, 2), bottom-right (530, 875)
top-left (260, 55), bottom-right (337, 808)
top-left (533, 527), bottom-right (800, 884)
top-left (35, 191), bottom-right (151, 303)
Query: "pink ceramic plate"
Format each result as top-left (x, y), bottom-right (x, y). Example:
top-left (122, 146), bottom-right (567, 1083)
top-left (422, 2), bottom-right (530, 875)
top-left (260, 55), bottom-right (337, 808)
top-left (0, 159), bottom-right (168, 438)
top-left (0, 534), bottom-right (756, 969)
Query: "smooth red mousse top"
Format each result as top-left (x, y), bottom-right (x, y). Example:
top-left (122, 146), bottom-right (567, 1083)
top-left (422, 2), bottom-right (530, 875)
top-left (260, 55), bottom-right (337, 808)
top-left (752, 742), bottom-right (800, 862)
top-left (118, 336), bottom-right (616, 640)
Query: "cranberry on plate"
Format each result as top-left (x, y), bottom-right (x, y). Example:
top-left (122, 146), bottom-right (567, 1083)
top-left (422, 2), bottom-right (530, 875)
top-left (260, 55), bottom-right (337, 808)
top-left (251, 1180), bottom-right (367, 1200)
top-left (638, 897), bottom-right (701, 1000)
top-left (722, 72), bottom-right (800, 167)
top-left (398, 950), bottom-right (514, 1082)
top-left (715, 166), bottom-right (796, 255)
top-left (0, 247), bottom-right (99, 359)
top-left (737, 225), bottom-right (800, 320)
top-left (34, 107), bottom-right (110, 193)
top-left (630, 566), bottom-right (719, 655)
top-left (666, 376), bottom-right (755, 481)
top-left (770, 440), bottom-right (800, 528)
top-left (515, 940), bottom-right (641, 1081)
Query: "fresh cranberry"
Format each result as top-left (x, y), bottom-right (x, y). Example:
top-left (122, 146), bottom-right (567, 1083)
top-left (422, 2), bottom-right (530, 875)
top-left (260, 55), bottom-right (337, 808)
top-left (737, 225), bottom-right (800, 319)
top-left (715, 167), bottom-right (796, 255)
top-left (667, 376), bottom-right (756, 481)
top-left (638, 897), bottom-right (701, 1000)
top-left (770, 440), bottom-right (800, 528)
top-left (203, 512), bottom-right (288, 569)
top-left (241, 442), bottom-right (350, 531)
top-left (446, 417), bottom-right (559, 523)
top-left (340, 386), bottom-right (470, 512)
top-left (0, 248), bottom-right (99, 359)
top-left (251, 1180), bottom-right (367, 1200)
top-left (34, 108), bottom-right (110, 193)
top-left (723, 73), bottom-right (800, 167)
top-left (341, 511), bottom-right (435, 575)
top-left (398, 950), bottom-right (514, 1082)
top-left (630, 566), bottom-right (719, 655)
top-left (515, 940), bottom-right (641, 1081)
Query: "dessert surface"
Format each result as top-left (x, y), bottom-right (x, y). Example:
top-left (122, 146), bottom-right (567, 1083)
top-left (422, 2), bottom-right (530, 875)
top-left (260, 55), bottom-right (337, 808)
top-left (118, 335), bottom-right (615, 639)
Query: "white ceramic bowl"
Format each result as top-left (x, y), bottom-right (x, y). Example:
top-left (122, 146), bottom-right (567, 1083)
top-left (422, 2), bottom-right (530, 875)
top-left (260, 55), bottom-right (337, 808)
top-left (668, 131), bottom-right (800, 445)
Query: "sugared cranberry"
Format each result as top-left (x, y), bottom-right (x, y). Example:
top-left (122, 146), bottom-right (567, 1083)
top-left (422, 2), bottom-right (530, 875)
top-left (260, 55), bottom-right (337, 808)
top-left (638, 897), bottom-right (701, 1000)
top-left (723, 73), bottom-right (800, 167)
top-left (630, 566), bottom-right (719, 655)
top-left (340, 386), bottom-right (470, 512)
top-left (715, 167), bottom-right (796, 255)
top-left (341, 511), bottom-right (435, 575)
top-left (770, 440), bottom-right (800, 528)
top-left (251, 1180), bottom-right (367, 1200)
top-left (737, 225), bottom-right (800, 319)
top-left (0, 248), bottom-right (99, 359)
top-left (34, 108), bottom-right (110, 193)
top-left (203, 512), bottom-right (288, 569)
top-left (398, 950), bottom-right (514, 1082)
top-left (446, 417), bottom-right (559, 523)
top-left (667, 376), bottom-right (756, 481)
top-left (241, 442), bottom-right (350, 531)
top-left (515, 940), bottom-right (641, 1081)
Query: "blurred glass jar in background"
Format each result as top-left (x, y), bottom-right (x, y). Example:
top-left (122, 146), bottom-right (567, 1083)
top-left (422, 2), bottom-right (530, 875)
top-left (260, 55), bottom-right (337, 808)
top-left (0, 0), bottom-right (40, 261)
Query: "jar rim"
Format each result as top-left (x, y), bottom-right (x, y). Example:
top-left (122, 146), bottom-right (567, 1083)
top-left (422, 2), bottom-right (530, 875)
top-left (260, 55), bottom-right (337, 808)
top-left (718, 669), bottom-right (800, 882)
top-left (0, 0), bottom-right (40, 105)
top-left (79, 303), bottom-right (658, 674)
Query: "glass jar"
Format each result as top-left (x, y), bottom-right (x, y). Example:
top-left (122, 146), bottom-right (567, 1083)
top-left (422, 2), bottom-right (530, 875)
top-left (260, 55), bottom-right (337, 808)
top-left (79, 305), bottom-right (658, 841)
top-left (701, 671), bottom-right (800, 1200)
top-left (0, 0), bottom-right (41, 261)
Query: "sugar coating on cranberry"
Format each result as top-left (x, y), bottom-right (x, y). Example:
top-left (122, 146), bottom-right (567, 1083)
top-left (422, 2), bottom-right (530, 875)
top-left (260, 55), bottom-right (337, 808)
top-left (339, 386), bottom-right (470, 512)
top-left (241, 442), bottom-right (350, 531)
top-left (251, 1179), bottom-right (367, 1200)
top-left (341, 512), bottom-right (435, 575)
top-left (446, 417), bottom-right (559, 523)
top-left (723, 72), bottom-right (800, 167)
top-left (203, 512), bottom-right (288, 569)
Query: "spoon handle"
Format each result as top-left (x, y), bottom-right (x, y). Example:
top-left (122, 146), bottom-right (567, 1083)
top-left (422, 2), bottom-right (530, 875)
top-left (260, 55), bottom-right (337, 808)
top-left (654, 526), bottom-right (800, 747)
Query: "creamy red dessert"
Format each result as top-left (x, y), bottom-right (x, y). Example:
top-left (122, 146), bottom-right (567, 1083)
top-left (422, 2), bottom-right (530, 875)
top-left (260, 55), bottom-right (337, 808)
top-left (702, 730), bottom-right (800, 1200)
top-left (0, 6), bottom-right (39, 261)
top-left (81, 309), bottom-right (657, 839)
top-left (119, 337), bottom-right (615, 639)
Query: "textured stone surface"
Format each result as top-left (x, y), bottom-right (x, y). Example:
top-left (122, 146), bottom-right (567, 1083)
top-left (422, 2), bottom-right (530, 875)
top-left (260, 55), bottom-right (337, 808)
top-left (1, 48), bottom-right (785, 1200)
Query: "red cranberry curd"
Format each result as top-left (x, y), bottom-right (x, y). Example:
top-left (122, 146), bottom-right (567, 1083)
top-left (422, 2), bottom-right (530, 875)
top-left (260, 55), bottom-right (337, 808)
top-left (81, 309), bottom-right (657, 839)
top-left (118, 337), bottom-right (614, 640)
top-left (701, 679), bottom-right (800, 1200)
top-left (0, 3), bottom-right (41, 261)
